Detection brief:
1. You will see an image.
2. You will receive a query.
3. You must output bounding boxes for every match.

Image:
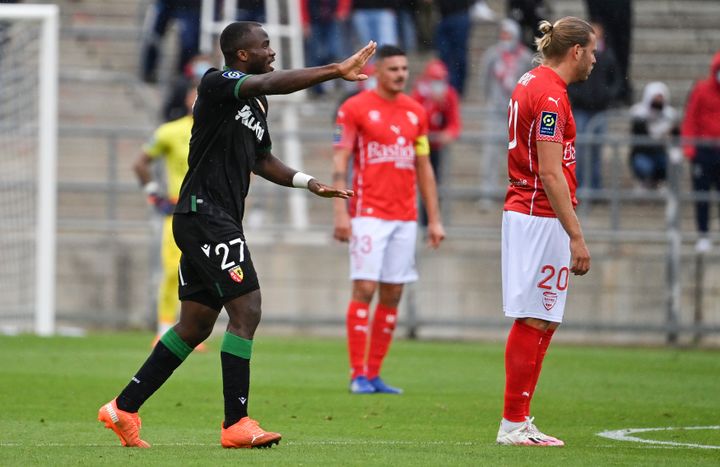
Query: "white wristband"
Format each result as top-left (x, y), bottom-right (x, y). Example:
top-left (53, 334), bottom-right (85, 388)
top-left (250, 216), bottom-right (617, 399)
top-left (143, 180), bottom-right (160, 195)
top-left (292, 172), bottom-right (314, 189)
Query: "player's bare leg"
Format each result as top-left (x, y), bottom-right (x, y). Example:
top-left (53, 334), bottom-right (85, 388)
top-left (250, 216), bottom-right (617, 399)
top-left (220, 290), bottom-right (281, 448)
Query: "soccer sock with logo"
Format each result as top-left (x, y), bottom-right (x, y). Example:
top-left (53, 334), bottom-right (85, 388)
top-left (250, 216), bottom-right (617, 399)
top-left (346, 300), bottom-right (370, 379)
top-left (366, 303), bottom-right (398, 380)
top-left (116, 328), bottom-right (191, 413)
top-left (503, 320), bottom-right (545, 423)
top-left (526, 327), bottom-right (555, 415)
top-left (221, 332), bottom-right (252, 428)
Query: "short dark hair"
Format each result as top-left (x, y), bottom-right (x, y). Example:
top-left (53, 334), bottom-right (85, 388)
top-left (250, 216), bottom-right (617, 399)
top-left (220, 21), bottom-right (261, 63)
top-left (376, 45), bottom-right (405, 60)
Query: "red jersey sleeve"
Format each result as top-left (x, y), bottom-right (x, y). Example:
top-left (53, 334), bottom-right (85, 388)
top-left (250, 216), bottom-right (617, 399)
top-left (534, 92), bottom-right (568, 144)
top-left (334, 100), bottom-right (358, 150)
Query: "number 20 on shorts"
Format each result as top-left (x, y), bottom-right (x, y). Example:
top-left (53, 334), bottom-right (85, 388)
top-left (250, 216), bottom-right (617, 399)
top-left (537, 265), bottom-right (569, 291)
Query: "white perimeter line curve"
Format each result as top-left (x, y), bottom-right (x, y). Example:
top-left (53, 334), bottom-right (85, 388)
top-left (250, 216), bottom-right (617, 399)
top-left (597, 425), bottom-right (720, 449)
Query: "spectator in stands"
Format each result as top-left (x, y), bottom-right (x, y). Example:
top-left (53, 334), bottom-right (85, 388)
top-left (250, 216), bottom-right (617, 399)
top-left (585, 0), bottom-right (633, 104)
top-left (433, 0), bottom-right (474, 96)
top-left (301, 0), bottom-right (351, 96)
top-left (162, 53), bottom-right (212, 122)
top-left (139, 0), bottom-right (201, 84)
top-left (681, 50), bottom-right (720, 253)
top-left (395, 1), bottom-right (419, 53)
top-left (629, 81), bottom-right (679, 191)
top-left (471, 1), bottom-right (497, 23)
top-left (236, 0), bottom-right (265, 22)
top-left (568, 20), bottom-right (622, 191)
top-left (351, 0), bottom-right (399, 48)
top-left (507, 0), bottom-right (552, 49)
top-left (411, 59), bottom-right (462, 225)
top-left (477, 18), bottom-right (533, 207)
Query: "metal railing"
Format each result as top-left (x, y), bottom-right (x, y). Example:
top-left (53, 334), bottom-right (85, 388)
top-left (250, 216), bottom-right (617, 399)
top-left (54, 110), bottom-right (720, 343)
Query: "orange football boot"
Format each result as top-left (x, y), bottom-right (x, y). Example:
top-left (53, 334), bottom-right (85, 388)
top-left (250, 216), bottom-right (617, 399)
top-left (220, 417), bottom-right (282, 449)
top-left (97, 399), bottom-right (151, 448)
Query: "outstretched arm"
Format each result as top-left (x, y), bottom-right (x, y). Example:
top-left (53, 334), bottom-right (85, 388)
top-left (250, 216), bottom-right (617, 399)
top-left (238, 41), bottom-right (376, 98)
top-left (253, 151), bottom-right (354, 198)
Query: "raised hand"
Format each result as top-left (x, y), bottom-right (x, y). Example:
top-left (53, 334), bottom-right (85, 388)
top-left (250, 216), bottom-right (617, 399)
top-left (337, 41), bottom-right (377, 81)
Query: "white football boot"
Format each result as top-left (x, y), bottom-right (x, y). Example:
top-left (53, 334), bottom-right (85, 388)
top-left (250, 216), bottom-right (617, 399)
top-left (496, 417), bottom-right (565, 446)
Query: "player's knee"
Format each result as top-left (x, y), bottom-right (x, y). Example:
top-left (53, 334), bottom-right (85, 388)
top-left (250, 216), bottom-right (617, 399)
top-left (225, 292), bottom-right (263, 339)
top-left (378, 284), bottom-right (403, 307)
top-left (352, 280), bottom-right (377, 303)
top-left (174, 320), bottom-right (213, 347)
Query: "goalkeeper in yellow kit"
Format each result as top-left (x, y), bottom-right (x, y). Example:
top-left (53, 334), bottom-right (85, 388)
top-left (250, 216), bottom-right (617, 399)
top-left (133, 84), bottom-right (205, 351)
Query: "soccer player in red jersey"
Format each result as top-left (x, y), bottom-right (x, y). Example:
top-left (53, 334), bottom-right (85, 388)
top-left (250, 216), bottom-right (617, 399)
top-left (332, 45), bottom-right (445, 394)
top-left (497, 17), bottom-right (594, 446)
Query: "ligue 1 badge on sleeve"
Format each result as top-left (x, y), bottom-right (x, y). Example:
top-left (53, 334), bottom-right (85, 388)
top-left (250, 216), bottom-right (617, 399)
top-left (229, 266), bottom-right (244, 283)
top-left (222, 70), bottom-right (243, 80)
top-left (539, 111), bottom-right (558, 137)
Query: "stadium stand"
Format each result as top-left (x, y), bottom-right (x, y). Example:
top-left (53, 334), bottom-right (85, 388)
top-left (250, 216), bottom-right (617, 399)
top-left (41, 0), bottom-right (720, 343)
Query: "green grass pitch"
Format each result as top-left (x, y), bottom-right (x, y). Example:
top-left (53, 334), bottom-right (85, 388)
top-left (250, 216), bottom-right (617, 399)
top-left (1, 333), bottom-right (719, 466)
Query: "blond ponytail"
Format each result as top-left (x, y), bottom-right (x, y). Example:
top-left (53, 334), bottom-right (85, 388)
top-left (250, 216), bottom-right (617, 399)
top-left (534, 16), bottom-right (593, 63)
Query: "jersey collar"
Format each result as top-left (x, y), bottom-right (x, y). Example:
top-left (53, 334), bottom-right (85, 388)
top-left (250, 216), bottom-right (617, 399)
top-left (538, 65), bottom-right (568, 89)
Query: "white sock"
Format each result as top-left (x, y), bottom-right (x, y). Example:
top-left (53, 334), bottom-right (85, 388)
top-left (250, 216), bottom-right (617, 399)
top-left (501, 418), bottom-right (525, 432)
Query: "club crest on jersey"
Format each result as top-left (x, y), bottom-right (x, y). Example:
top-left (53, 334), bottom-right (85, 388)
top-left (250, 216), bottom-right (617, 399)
top-left (222, 70), bottom-right (244, 79)
top-left (236, 105), bottom-right (265, 142)
top-left (542, 291), bottom-right (557, 311)
top-left (229, 266), bottom-right (244, 283)
top-left (406, 111), bottom-right (418, 126)
top-left (539, 111), bottom-right (558, 137)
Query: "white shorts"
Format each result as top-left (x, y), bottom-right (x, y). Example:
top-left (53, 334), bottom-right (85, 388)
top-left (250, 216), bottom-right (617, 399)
top-left (502, 210), bottom-right (571, 323)
top-left (349, 217), bottom-right (418, 284)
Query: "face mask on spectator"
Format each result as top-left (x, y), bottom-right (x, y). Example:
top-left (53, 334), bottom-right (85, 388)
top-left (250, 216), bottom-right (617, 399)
top-left (430, 80), bottom-right (447, 98)
top-left (499, 39), bottom-right (514, 51)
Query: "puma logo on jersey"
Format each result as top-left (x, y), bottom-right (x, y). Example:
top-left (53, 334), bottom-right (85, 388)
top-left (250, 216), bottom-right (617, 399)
top-left (547, 96), bottom-right (560, 107)
top-left (236, 105), bottom-right (265, 142)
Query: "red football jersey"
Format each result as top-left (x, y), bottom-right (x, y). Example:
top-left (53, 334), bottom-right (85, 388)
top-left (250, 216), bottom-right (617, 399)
top-left (504, 65), bottom-right (578, 217)
top-left (335, 90), bottom-right (429, 221)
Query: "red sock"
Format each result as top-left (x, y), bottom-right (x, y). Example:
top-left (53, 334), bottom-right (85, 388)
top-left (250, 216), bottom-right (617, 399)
top-left (503, 320), bottom-right (545, 422)
top-left (526, 327), bottom-right (555, 415)
top-left (346, 300), bottom-right (370, 379)
top-left (366, 304), bottom-right (397, 379)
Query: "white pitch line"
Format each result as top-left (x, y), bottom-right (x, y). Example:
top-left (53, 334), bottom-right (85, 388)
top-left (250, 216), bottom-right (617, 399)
top-left (597, 425), bottom-right (720, 450)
